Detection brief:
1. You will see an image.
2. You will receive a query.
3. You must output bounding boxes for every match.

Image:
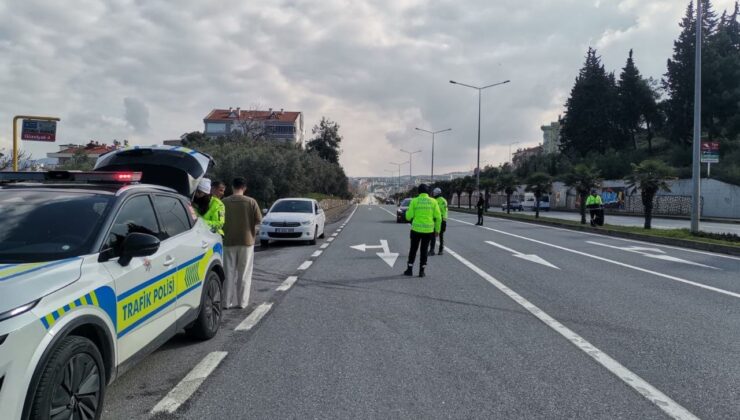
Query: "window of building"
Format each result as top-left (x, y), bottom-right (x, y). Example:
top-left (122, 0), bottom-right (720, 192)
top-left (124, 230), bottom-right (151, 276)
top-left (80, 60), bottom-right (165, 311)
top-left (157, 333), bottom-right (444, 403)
top-left (206, 122), bottom-right (226, 133)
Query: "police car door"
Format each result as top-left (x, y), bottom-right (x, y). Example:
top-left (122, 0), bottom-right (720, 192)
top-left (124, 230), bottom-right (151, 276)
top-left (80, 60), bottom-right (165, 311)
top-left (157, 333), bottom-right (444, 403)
top-left (101, 194), bottom-right (177, 363)
top-left (152, 194), bottom-right (204, 327)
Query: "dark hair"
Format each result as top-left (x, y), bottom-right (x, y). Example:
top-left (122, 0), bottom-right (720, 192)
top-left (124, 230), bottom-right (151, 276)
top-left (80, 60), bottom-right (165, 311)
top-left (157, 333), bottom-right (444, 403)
top-left (418, 184), bottom-right (429, 194)
top-left (212, 180), bottom-right (224, 189)
top-left (232, 177), bottom-right (247, 190)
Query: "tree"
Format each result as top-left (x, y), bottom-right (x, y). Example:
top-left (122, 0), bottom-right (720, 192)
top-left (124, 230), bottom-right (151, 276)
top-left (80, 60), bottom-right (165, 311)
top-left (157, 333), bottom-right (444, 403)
top-left (525, 172), bottom-right (553, 219)
top-left (452, 178), bottom-right (464, 208)
top-left (563, 164), bottom-right (602, 224)
top-left (560, 48), bottom-right (622, 157)
top-left (0, 150), bottom-right (32, 171)
top-left (617, 50), bottom-right (660, 150)
top-left (496, 173), bottom-right (519, 214)
top-left (58, 149), bottom-right (94, 171)
top-left (480, 178), bottom-right (497, 209)
top-left (307, 117), bottom-right (342, 164)
top-left (462, 176), bottom-right (475, 209)
top-left (625, 160), bottom-right (675, 229)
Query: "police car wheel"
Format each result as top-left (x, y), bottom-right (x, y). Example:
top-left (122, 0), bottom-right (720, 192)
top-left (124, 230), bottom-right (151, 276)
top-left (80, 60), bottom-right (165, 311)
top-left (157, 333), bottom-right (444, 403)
top-left (30, 335), bottom-right (105, 420)
top-left (186, 271), bottom-right (222, 340)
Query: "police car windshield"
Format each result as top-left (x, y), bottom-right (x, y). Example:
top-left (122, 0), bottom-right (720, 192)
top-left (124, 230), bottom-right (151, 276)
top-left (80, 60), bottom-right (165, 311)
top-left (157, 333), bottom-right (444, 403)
top-left (271, 200), bottom-right (313, 213)
top-left (0, 191), bottom-right (112, 263)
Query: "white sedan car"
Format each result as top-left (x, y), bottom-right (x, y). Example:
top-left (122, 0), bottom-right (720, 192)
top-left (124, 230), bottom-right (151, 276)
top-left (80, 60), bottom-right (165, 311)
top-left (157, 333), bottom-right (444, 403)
top-left (259, 198), bottom-right (326, 247)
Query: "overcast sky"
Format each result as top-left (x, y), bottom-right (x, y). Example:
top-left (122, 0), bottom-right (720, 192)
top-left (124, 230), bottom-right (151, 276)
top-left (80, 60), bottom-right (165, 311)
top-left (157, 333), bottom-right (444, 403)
top-left (0, 0), bottom-right (735, 177)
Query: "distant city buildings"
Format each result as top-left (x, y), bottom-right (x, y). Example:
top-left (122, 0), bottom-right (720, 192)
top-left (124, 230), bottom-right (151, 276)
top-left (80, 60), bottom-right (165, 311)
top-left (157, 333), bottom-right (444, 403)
top-left (46, 141), bottom-right (120, 166)
top-left (541, 119), bottom-right (561, 154)
top-left (203, 107), bottom-right (304, 145)
top-left (512, 145), bottom-right (543, 168)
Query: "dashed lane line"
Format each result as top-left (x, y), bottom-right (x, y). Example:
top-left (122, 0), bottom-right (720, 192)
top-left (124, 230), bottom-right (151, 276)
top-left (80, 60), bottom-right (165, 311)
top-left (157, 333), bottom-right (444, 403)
top-left (276, 276), bottom-right (299, 292)
top-left (297, 261), bottom-right (313, 270)
top-left (311, 250), bottom-right (323, 258)
top-left (150, 351), bottom-right (228, 415)
top-left (321, 243), bottom-right (330, 249)
top-left (449, 217), bottom-right (740, 300)
top-left (235, 302), bottom-right (273, 331)
top-left (445, 246), bottom-right (699, 420)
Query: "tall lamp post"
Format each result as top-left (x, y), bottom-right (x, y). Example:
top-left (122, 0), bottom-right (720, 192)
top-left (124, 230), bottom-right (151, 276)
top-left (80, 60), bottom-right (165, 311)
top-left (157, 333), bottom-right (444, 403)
top-left (690, 0), bottom-right (702, 233)
top-left (384, 169), bottom-right (396, 195)
top-left (390, 161), bottom-right (408, 192)
top-left (450, 79), bottom-right (510, 197)
top-left (400, 149), bottom-right (422, 187)
top-left (415, 127), bottom-right (451, 183)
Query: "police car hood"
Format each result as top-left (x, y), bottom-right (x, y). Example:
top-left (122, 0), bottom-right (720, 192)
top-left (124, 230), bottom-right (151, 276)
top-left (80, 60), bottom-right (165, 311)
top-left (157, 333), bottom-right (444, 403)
top-left (264, 212), bottom-right (314, 223)
top-left (0, 258), bottom-right (83, 314)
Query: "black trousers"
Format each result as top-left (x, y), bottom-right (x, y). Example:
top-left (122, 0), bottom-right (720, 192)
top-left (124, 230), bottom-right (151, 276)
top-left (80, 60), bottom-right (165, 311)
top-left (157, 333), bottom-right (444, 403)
top-left (408, 230), bottom-right (434, 267)
top-left (429, 221), bottom-right (446, 252)
top-left (477, 208), bottom-right (484, 224)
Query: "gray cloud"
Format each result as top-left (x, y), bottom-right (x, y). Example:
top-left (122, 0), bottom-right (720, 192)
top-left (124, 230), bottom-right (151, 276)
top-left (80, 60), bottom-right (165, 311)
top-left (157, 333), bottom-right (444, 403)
top-left (0, 0), bottom-right (735, 174)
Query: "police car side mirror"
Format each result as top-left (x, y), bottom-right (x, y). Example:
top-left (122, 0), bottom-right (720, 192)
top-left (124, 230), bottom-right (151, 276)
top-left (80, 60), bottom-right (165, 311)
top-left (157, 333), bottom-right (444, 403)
top-left (119, 233), bottom-right (160, 267)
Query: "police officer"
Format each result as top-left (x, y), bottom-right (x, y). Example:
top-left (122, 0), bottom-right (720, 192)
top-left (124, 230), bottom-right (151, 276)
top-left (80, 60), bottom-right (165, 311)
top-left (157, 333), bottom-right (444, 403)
top-left (476, 195), bottom-right (485, 225)
top-left (193, 178), bottom-right (226, 236)
top-left (585, 189), bottom-right (603, 226)
top-left (403, 184), bottom-right (441, 278)
top-left (428, 187), bottom-right (448, 256)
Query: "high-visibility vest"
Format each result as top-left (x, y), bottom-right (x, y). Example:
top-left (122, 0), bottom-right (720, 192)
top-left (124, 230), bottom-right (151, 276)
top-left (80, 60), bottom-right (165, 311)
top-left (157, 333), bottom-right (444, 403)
top-left (405, 193), bottom-right (442, 234)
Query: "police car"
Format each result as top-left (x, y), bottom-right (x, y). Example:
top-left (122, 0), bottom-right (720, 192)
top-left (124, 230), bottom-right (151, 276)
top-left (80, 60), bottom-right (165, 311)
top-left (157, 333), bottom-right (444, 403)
top-left (0, 146), bottom-right (224, 420)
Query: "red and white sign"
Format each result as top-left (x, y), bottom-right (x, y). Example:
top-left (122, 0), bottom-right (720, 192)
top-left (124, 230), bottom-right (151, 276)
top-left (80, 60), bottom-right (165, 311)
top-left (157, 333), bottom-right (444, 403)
top-left (21, 119), bottom-right (57, 142)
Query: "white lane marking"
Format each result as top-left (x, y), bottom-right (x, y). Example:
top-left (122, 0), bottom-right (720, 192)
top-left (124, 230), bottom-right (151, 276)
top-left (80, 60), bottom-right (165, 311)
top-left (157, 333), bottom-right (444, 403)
top-left (486, 241), bottom-right (559, 269)
top-left (350, 240), bottom-right (399, 267)
top-left (332, 232), bottom-right (339, 237)
top-left (587, 241), bottom-right (720, 269)
top-left (312, 250), bottom-right (323, 258)
top-left (450, 210), bottom-right (740, 261)
top-left (450, 217), bottom-right (740, 300)
top-left (151, 351), bottom-right (228, 415)
top-left (379, 207), bottom-right (396, 217)
top-left (321, 243), bottom-right (330, 249)
top-left (327, 237), bottom-right (334, 242)
top-left (235, 302), bottom-right (273, 331)
top-left (297, 260), bottom-right (313, 270)
top-left (277, 276), bottom-right (299, 292)
top-left (445, 246), bottom-right (699, 420)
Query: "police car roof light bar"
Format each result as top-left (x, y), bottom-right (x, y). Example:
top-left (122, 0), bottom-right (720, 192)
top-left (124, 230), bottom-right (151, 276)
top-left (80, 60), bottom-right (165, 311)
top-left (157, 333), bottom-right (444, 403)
top-left (0, 171), bottom-right (142, 183)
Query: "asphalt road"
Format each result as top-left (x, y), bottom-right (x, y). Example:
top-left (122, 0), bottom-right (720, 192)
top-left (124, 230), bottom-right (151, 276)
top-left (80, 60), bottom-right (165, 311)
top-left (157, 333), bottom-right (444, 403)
top-left (104, 203), bottom-right (740, 419)
top-left (485, 207), bottom-right (740, 235)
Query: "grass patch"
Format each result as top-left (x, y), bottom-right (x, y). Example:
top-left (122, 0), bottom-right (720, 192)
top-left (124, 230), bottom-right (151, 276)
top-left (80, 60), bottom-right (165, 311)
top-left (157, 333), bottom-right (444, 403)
top-left (450, 208), bottom-right (740, 249)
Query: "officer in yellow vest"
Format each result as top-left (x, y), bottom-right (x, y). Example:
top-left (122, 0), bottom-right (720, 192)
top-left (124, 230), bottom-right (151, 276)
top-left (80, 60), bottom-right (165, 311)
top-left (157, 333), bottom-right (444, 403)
top-left (428, 187), bottom-right (448, 256)
top-left (403, 184), bottom-right (442, 278)
top-left (193, 178), bottom-right (225, 236)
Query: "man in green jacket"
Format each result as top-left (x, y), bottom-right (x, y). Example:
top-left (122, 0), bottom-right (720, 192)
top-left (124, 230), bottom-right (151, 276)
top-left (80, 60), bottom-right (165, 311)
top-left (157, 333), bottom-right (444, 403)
top-left (193, 178), bottom-right (225, 236)
top-left (428, 187), bottom-right (448, 256)
top-left (585, 189), bottom-right (603, 226)
top-left (403, 184), bottom-right (441, 278)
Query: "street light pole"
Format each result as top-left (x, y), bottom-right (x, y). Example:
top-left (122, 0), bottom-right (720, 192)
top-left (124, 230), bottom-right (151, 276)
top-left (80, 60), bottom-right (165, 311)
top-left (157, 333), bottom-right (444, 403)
top-left (415, 128), bottom-right (451, 183)
top-left (450, 79), bottom-right (510, 198)
top-left (400, 149), bottom-right (422, 187)
top-left (691, 0), bottom-right (702, 233)
top-left (390, 161), bottom-right (408, 192)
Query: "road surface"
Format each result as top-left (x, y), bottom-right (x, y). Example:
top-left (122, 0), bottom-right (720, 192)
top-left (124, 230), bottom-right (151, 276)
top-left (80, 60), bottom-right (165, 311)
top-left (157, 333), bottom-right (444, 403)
top-left (484, 207), bottom-right (740, 235)
top-left (106, 203), bottom-right (740, 419)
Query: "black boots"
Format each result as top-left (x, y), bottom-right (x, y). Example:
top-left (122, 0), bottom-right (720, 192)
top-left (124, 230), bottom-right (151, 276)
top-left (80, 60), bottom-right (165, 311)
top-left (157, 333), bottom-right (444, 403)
top-left (419, 266), bottom-right (426, 278)
top-left (403, 265), bottom-right (413, 276)
top-left (428, 249), bottom-right (436, 256)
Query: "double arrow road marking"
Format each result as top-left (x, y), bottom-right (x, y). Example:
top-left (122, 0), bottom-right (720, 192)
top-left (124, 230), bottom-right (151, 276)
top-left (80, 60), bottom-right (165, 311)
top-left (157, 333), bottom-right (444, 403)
top-left (351, 240), bottom-right (399, 268)
top-left (486, 240), bottom-right (560, 269)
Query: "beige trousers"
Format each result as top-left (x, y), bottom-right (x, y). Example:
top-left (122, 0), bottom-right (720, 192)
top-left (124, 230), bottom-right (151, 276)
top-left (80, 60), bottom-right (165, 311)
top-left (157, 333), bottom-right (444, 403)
top-left (224, 245), bottom-right (255, 309)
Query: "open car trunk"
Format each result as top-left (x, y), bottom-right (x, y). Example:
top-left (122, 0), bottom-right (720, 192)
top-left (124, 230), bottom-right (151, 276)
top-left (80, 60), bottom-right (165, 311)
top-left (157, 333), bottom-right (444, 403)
top-left (94, 146), bottom-right (213, 197)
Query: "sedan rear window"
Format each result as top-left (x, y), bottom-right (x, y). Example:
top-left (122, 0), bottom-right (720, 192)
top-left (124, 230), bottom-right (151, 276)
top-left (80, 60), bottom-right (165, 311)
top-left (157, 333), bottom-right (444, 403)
top-left (271, 200), bottom-right (313, 214)
top-left (0, 190), bottom-right (112, 263)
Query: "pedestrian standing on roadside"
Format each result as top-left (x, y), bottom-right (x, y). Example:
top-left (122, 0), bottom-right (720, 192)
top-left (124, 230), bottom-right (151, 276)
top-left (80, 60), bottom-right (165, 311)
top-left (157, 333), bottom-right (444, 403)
top-left (428, 187), bottom-right (448, 256)
top-left (476, 195), bottom-right (485, 226)
top-left (403, 184), bottom-right (441, 278)
top-left (222, 177), bottom-right (263, 309)
top-left (211, 180), bottom-right (226, 200)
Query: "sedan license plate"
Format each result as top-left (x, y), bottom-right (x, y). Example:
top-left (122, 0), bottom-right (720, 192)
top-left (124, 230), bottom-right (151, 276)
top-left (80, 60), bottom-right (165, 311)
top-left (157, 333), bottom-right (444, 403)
top-left (275, 228), bottom-right (294, 233)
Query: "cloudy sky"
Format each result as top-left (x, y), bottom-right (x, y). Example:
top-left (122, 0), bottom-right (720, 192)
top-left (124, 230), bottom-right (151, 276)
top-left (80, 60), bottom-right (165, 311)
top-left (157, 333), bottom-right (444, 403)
top-left (0, 0), bottom-right (735, 176)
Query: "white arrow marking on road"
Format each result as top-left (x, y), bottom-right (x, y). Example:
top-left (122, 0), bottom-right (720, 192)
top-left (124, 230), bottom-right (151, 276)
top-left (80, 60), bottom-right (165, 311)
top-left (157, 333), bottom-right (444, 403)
top-left (350, 240), bottom-right (399, 268)
top-left (486, 241), bottom-right (560, 269)
top-left (587, 241), bottom-right (719, 269)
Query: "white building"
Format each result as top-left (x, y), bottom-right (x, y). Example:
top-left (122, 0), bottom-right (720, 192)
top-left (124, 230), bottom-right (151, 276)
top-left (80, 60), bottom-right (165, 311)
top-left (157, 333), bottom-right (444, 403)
top-left (203, 107), bottom-right (304, 145)
top-left (541, 120), bottom-right (561, 154)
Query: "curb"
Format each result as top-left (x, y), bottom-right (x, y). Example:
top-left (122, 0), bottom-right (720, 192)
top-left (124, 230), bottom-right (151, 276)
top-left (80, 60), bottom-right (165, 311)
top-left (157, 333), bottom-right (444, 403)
top-left (451, 208), bottom-right (740, 257)
top-left (544, 207), bottom-right (740, 225)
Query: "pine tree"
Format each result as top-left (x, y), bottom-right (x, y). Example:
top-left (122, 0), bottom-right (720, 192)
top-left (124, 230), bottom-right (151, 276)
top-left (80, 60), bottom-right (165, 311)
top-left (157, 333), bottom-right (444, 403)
top-left (560, 48), bottom-right (621, 157)
top-left (704, 1), bottom-right (740, 140)
top-left (617, 50), bottom-right (661, 151)
top-left (307, 117), bottom-right (342, 164)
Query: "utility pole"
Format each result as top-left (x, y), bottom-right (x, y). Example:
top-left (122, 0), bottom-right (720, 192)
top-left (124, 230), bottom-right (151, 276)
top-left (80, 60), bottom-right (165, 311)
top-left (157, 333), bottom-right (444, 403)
top-left (400, 149), bottom-right (421, 188)
top-left (690, 0), bottom-right (702, 233)
top-left (415, 127), bottom-right (451, 183)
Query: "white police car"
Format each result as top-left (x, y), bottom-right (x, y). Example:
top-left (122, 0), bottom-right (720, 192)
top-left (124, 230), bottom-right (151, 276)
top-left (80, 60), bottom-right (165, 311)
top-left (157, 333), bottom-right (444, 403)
top-left (0, 146), bottom-right (224, 420)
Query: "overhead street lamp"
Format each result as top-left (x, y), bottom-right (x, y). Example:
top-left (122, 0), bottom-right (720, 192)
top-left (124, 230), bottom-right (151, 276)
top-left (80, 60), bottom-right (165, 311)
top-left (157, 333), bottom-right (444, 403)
top-left (400, 149), bottom-right (422, 187)
top-left (690, 0), bottom-right (703, 233)
top-left (450, 79), bottom-right (510, 197)
top-left (390, 161), bottom-right (408, 192)
top-left (415, 127), bottom-right (451, 183)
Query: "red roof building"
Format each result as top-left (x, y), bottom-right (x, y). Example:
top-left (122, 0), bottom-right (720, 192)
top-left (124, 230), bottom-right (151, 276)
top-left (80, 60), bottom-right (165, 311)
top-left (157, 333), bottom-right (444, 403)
top-left (47, 141), bottom-right (120, 165)
top-left (203, 107), bottom-right (304, 145)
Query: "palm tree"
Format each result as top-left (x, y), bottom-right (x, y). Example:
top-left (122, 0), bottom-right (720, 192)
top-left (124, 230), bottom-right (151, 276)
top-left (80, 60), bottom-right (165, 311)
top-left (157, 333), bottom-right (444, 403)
top-left (462, 176), bottom-right (475, 209)
top-left (563, 164), bottom-right (602, 224)
top-left (525, 172), bottom-right (553, 218)
top-left (496, 173), bottom-right (519, 214)
top-left (451, 178), bottom-right (464, 208)
top-left (480, 178), bottom-right (498, 210)
top-left (625, 160), bottom-right (674, 229)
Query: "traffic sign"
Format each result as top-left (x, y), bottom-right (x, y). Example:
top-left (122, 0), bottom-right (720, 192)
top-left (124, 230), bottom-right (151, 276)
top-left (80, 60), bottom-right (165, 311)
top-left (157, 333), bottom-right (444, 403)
top-left (21, 119), bottom-right (57, 142)
top-left (700, 141), bottom-right (719, 163)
